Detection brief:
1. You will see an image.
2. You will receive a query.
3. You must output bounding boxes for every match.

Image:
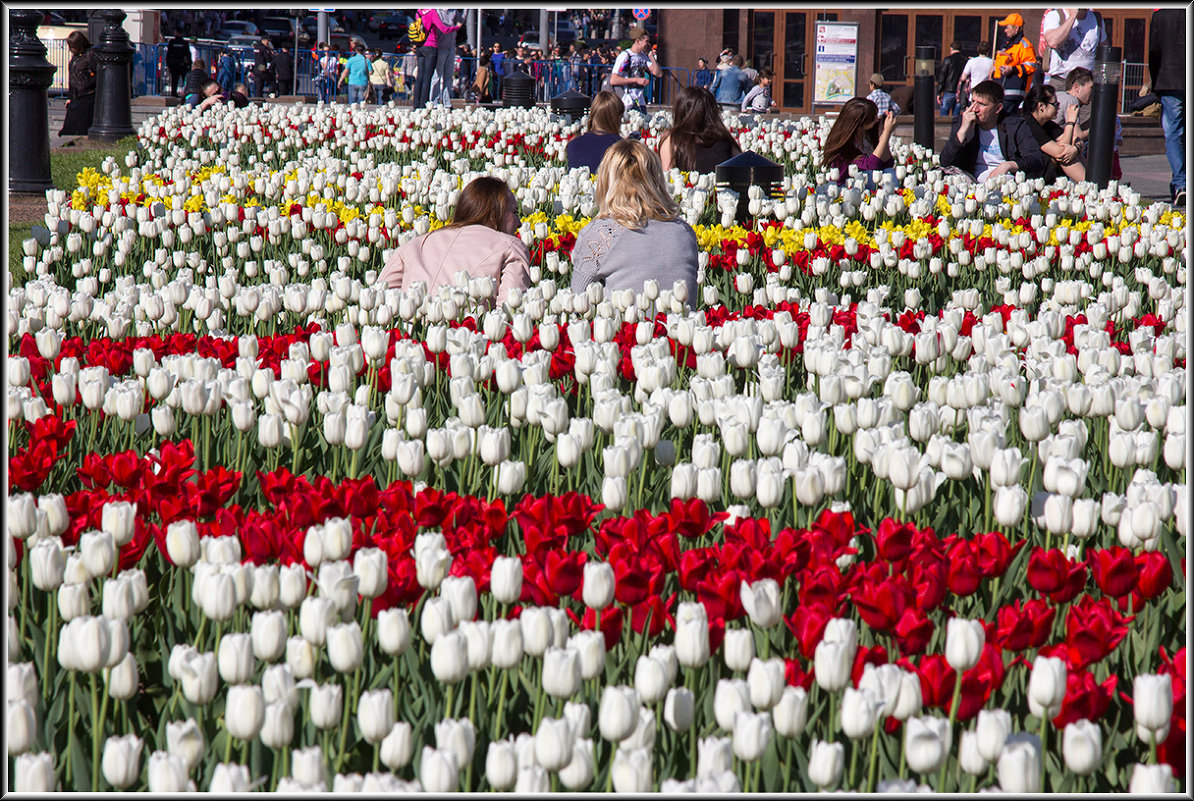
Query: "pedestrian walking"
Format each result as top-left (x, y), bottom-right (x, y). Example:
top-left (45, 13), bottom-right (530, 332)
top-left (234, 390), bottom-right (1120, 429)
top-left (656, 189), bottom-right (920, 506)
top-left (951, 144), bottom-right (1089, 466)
top-left (1149, 7), bottom-right (1185, 205)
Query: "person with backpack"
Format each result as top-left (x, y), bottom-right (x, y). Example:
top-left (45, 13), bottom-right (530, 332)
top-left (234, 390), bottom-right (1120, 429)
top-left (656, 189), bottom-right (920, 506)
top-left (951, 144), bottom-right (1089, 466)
top-left (429, 9), bottom-right (462, 107)
top-left (709, 53), bottom-right (749, 110)
top-left (609, 26), bottom-right (663, 113)
top-left (411, 8), bottom-right (460, 108)
top-left (990, 13), bottom-right (1038, 115)
top-left (337, 41), bottom-right (372, 104)
top-left (166, 31), bottom-right (190, 98)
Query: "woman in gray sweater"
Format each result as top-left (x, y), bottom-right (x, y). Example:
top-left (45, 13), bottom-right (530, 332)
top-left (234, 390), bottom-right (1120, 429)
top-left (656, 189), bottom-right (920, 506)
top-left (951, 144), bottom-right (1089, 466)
top-left (570, 139), bottom-right (699, 308)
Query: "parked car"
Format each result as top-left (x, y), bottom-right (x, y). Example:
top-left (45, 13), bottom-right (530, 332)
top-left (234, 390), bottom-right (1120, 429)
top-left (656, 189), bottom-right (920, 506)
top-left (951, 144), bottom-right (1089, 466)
top-left (376, 13), bottom-right (411, 40)
top-left (218, 20), bottom-right (258, 40)
top-left (301, 15), bottom-right (344, 41)
top-left (327, 32), bottom-right (369, 55)
top-left (259, 16), bottom-right (311, 48)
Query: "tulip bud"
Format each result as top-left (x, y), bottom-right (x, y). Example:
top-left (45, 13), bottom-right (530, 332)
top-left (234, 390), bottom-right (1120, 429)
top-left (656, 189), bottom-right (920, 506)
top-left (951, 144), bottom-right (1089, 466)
top-left (958, 729), bottom-right (989, 775)
top-left (490, 556), bottom-right (523, 605)
top-left (664, 687), bottom-right (695, 732)
top-left (1133, 673), bottom-right (1173, 743)
top-left (357, 688), bottom-right (395, 744)
top-left (713, 678), bottom-right (751, 731)
top-left (1128, 763), bottom-right (1175, 793)
top-left (224, 684), bottom-right (266, 741)
top-left (723, 628), bottom-right (755, 672)
top-left (260, 701), bottom-right (295, 750)
top-left (327, 622), bottom-right (365, 674)
top-left (558, 737), bottom-right (595, 790)
top-left (286, 636), bottom-right (318, 680)
top-left (377, 608), bottom-right (412, 656)
top-left (774, 685), bottom-right (809, 737)
top-left (904, 715), bottom-right (951, 774)
top-left (353, 548), bottom-right (387, 599)
top-left (944, 617), bottom-right (984, 672)
top-left (166, 718), bottom-right (204, 774)
top-left (1062, 719), bottom-right (1102, 776)
top-left (1027, 655), bottom-right (1067, 721)
top-left (430, 629), bottom-right (469, 684)
top-left (582, 561), bottom-right (615, 610)
top-left (420, 745), bottom-right (460, 793)
top-left (747, 657), bottom-right (785, 711)
top-left (210, 763), bottom-right (253, 792)
top-left (217, 632), bottom-right (254, 685)
top-left (611, 746), bottom-right (652, 792)
top-left (975, 708), bottom-right (1013, 763)
top-left (841, 687), bottom-right (881, 739)
top-left (102, 734), bottom-right (144, 789)
top-left (147, 750), bottom-right (191, 792)
top-left (739, 578), bottom-right (782, 628)
top-left (997, 733), bottom-right (1041, 793)
top-left (309, 681), bottom-right (343, 730)
top-left (732, 710), bottom-right (772, 762)
top-left (8, 698), bottom-right (37, 754)
top-left (485, 738), bottom-right (518, 790)
top-left (599, 685), bottom-right (639, 742)
top-left (534, 716), bottom-right (575, 772)
top-left (808, 738), bottom-right (845, 790)
top-left (814, 640), bottom-right (852, 693)
top-left (381, 721), bottom-right (414, 770)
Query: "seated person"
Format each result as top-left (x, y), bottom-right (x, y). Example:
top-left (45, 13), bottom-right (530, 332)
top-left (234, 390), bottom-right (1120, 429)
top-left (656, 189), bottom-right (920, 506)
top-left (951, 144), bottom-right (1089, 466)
top-left (821, 97), bottom-right (896, 184)
top-left (939, 79), bottom-right (1047, 182)
top-left (194, 79), bottom-right (224, 110)
top-left (377, 176), bottom-right (530, 305)
top-left (1018, 83), bottom-right (1084, 183)
top-left (657, 86), bottom-right (742, 173)
top-left (565, 90), bottom-right (624, 172)
top-left (227, 82), bottom-right (251, 108)
top-left (570, 139), bottom-right (699, 307)
top-left (181, 59), bottom-right (209, 107)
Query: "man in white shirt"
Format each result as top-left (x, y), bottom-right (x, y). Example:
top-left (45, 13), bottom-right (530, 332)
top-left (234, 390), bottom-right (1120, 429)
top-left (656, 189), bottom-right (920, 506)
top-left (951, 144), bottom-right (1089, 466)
top-left (956, 41), bottom-right (994, 110)
top-left (611, 26), bottom-right (663, 112)
top-left (940, 79), bottom-right (1048, 183)
top-left (1040, 8), bottom-right (1105, 128)
top-left (1040, 8), bottom-right (1105, 92)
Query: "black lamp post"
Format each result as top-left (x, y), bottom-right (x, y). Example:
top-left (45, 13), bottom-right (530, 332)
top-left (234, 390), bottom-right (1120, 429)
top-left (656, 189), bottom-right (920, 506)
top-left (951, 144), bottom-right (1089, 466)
top-left (550, 88), bottom-right (589, 123)
top-left (89, 9), bottom-right (136, 142)
top-left (1086, 44), bottom-right (1122, 188)
top-left (913, 45), bottom-right (936, 149)
top-left (9, 9), bottom-right (55, 194)
top-left (502, 70), bottom-right (535, 108)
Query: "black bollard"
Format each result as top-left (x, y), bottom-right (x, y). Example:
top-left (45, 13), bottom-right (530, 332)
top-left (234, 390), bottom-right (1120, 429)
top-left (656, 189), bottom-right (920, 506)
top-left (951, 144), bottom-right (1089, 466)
top-left (715, 151), bottom-right (784, 225)
top-left (913, 45), bottom-right (936, 149)
top-left (9, 9), bottom-right (55, 194)
top-left (1086, 44), bottom-right (1122, 188)
top-left (89, 9), bottom-right (136, 142)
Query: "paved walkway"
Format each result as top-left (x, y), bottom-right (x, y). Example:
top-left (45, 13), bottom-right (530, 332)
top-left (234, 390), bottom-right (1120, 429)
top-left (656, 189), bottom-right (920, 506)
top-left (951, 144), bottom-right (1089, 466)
top-left (44, 98), bottom-right (1179, 202)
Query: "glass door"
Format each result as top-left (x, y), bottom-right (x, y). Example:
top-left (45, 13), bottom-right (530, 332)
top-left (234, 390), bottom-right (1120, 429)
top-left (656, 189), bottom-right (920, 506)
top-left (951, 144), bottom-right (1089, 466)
top-left (779, 11), bottom-right (807, 112)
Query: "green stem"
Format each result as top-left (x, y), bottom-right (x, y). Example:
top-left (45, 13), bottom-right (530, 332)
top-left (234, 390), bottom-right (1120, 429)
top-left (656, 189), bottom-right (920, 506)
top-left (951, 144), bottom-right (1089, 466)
top-left (866, 719), bottom-right (881, 792)
top-left (91, 672), bottom-right (101, 790)
top-left (938, 673), bottom-right (963, 791)
top-left (849, 732), bottom-right (860, 790)
top-left (1039, 714), bottom-right (1048, 790)
top-left (65, 672), bottom-right (78, 788)
top-left (491, 668), bottom-right (510, 740)
top-left (42, 590), bottom-right (57, 701)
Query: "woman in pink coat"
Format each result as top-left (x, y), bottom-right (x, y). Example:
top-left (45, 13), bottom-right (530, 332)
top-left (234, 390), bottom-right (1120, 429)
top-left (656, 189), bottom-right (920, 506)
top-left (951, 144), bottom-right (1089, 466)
top-left (413, 8), bottom-right (460, 108)
top-left (378, 177), bottom-right (531, 304)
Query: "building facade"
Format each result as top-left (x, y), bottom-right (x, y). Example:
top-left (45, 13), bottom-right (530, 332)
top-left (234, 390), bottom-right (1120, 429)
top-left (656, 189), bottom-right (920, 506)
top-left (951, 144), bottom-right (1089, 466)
top-left (660, 8), bottom-right (1158, 113)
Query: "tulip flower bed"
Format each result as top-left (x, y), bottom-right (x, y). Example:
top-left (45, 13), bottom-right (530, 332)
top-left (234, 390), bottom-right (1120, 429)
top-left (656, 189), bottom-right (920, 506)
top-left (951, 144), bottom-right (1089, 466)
top-left (6, 101), bottom-right (1188, 793)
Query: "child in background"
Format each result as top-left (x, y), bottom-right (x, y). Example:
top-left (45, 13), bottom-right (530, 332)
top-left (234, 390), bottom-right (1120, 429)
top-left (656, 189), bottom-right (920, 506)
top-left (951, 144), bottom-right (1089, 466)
top-left (741, 68), bottom-right (777, 113)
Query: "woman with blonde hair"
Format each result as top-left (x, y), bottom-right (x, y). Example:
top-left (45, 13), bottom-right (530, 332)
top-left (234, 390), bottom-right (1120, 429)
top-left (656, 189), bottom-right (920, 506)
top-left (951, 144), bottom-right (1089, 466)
top-left (570, 139), bottom-right (699, 306)
top-left (377, 176), bottom-right (530, 304)
top-left (565, 90), bottom-right (624, 171)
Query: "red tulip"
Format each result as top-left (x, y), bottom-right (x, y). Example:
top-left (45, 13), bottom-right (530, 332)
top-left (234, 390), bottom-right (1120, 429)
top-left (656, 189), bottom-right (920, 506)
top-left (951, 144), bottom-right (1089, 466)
top-left (893, 608), bottom-right (935, 656)
top-left (909, 558), bottom-right (948, 613)
top-left (1088, 546), bottom-right (1138, 598)
top-left (952, 643), bottom-right (1006, 720)
top-left (1061, 595), bottom-right (1132, 671)
top-left (784, 658), bottom-right (815, 691)
top-left (993, 598), bottom-right (1056, 651)
top-left (944, 538), bottom-right (983, 597)
top-left (628, 592), bottom-right (673, 637)
top-left (851, 573), bottom-right (912, 631)
top-left (872, 517), bottom-right (915, 562)
top-left (973, 530), bottom-right (1026, 578)
top-left (542, 549), bottom-right (586, 597)
top-left (678, 547), bottom-right (718, 592)
top-left (1052, 668), bottom-right (1117, 728)
top-left (1135, 552), bottom-right (1174, 600)
top-left (784, 602), bottom-right (832, 661)
top-left (1025, 547), bottom-right (1087, 603)
top-left (910, 653), bottom-right (955, 709)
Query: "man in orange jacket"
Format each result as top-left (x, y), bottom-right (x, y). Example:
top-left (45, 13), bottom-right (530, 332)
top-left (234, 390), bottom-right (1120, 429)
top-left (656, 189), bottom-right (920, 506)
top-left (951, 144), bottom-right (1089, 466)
top-left (991, 13), bottom-right (1037, 114)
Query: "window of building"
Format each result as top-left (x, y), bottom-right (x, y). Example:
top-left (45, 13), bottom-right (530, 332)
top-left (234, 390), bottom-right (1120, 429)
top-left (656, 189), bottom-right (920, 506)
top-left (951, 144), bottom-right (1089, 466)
top-left (953, 15), bottom-right (982, 54)
top-left (1123, 17), bottom-right (1146, 64)
top-left (816, 13), bottom-right (837, 22)
top-left (750, 11), bottom-right (775, 72)
top-left (880, 14), bottom-right (909, 81)
top-left (784, 12), bottom-right (806, 79)
top-left (915, 14), bottom-right (943, 62)
top-left (723, 10), bottom-right (739, 53)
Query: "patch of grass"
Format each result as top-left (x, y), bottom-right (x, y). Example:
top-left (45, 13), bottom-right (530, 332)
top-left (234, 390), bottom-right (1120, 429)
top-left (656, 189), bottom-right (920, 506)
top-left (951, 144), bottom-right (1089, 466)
top-left (8, 136), bottom-right (142, 288)
top-left (49, 135), bottom-right (141, 188)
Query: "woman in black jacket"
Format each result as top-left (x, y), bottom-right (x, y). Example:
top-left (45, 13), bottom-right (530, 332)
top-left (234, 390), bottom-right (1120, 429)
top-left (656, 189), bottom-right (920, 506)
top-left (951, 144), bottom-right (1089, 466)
top-left (182, 59), bottom-right (210, 107)
top-left (59, 32), bottom-right (97, 136)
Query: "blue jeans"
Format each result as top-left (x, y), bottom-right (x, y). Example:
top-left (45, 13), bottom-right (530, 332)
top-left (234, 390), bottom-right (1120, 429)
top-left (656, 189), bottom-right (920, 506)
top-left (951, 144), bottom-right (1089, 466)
top-left (347, 83), bottom-right (367, 104)
top-left (1160, 92), bottom-right (1185, 196)
top-left (939, 92), bottom-right (958, 116)
top-left (316, 76), bottom-right (335, 104)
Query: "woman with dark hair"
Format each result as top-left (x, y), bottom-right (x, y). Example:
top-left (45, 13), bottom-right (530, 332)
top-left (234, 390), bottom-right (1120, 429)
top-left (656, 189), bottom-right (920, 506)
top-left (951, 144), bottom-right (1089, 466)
top-left (1019, 83), bottom-right (1084, 182)
top-left (59, 31), bottom-right (97, 136)
top-left (821, 96), bottom-right (897, 184)
top-left (657, 86), bottom-right (742, 173)
top-left (377, 176), bottom-right (530, 303)
top-left (566, 90), bottom-right (625, 171)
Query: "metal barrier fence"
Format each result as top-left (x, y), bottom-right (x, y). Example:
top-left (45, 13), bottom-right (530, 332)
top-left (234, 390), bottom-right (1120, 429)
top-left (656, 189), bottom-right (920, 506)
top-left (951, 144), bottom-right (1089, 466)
top-left (131, 45), bottom-right (697, 106)
top-left (1120, 62), bottom-right (1148, 114)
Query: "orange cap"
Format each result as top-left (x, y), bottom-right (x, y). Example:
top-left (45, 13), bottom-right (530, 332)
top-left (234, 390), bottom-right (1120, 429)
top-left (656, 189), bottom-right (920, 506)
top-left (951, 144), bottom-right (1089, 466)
top-left (996, 13), bottom-right (1024, 26)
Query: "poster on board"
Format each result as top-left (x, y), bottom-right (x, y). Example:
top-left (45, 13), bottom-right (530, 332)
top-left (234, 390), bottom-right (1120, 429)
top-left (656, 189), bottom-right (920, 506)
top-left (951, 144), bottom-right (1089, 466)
top-left (813, 21), bottom-right (858, 104)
